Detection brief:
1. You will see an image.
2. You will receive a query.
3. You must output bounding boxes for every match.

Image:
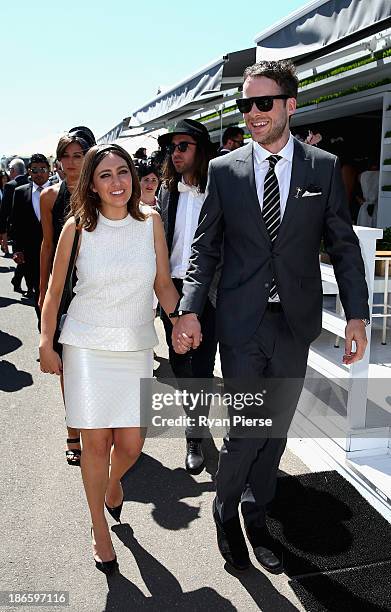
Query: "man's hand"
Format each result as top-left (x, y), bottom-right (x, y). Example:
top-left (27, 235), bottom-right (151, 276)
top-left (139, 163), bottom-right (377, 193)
top-left (13, 251), bottom-right (25, 265)
top-left (172, 313), bottom-right (202, 354)
top-left (343, 319), bottom-right (368, 365)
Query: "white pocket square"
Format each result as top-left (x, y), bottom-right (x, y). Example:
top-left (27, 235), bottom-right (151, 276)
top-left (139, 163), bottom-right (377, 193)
top-left (302, 190), bottom-right (322, 197)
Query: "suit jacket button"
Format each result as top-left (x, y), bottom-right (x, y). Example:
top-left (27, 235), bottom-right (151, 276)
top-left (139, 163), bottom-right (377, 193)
top-left (265, 282), bottom-right (269, 288)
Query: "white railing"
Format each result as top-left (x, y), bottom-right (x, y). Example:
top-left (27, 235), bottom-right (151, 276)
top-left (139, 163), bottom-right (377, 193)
top-left (308, 226), bottom-right (383, 432)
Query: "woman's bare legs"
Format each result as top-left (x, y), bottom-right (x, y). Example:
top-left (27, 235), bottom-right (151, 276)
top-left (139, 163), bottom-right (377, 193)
top-left (80, 428), bottom-right (115, 562)
top-left (60, 374), bottom-right (81, 462)
top-left (105, 428), bottom-right (146, 508)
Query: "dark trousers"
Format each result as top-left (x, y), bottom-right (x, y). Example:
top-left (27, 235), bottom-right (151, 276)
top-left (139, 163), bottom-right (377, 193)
top-left (12, 263), bottom-right (26, 289)
top-left (161, 278), bottom-right (217, 438)
top-left (24, 252), bottom-right (41, 329)
top-left (216, 307), bottom-right (309, 527)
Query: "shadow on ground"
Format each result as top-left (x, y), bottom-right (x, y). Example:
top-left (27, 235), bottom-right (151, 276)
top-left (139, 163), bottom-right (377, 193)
top-left (122, 453), bottom-right (215, 531)
top-left (0, 359), bottom-right (33, 392)
top-left (103, 524), bottom-right (298, 612)
top-left (0, 330), bottom-right (22, 357)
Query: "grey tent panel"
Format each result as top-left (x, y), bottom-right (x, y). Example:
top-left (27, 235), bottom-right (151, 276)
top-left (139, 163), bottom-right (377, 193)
top-left (125, 47), bottom-right (256, 130)
top-left (97, 122), bottom-right (125, 145)
top-left (256, 0), bottom-right (391, 64)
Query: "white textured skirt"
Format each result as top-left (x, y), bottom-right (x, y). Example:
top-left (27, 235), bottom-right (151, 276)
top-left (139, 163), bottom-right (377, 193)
top-left (62, 344), bottom-right (153, 429)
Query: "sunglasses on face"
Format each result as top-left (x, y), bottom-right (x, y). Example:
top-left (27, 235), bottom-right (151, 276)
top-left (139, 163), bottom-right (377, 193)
top-left (231, 138), bottom-right (244, 146)
top-left (30, 167), bottom-right (49, 174)
top-left (236, 95), bottom-right (290, 114)
top-left (167, 141), bottom-right (197, 154)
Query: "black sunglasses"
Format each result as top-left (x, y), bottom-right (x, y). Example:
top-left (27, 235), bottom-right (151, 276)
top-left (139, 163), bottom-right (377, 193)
top-left (167, 141), bottom-right (197, 154)
top-left (30, 167), bottom-right (49, 174)
top-left (236, 95), bottom-right (289, 114)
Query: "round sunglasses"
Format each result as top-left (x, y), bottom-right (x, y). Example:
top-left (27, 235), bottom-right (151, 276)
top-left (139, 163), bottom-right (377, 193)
top-left (236, 95), bottom-right (290, 114)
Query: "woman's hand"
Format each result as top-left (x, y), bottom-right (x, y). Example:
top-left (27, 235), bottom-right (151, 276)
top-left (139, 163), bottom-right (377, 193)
top-left (39, 344), bottom-right (63, 375)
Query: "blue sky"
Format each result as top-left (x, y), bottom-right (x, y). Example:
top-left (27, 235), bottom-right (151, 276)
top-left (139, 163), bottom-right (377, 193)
top-left (1, 0), bottom-right (306, 157)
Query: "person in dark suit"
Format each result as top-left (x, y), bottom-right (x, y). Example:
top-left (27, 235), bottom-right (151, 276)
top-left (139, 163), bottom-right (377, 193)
top-left (9, 154), bottom-right (50, 323)
top-left (0, 158), bottom-right (30, 291)
top-left (172, 60), bottom-right (370, 573)
top-left (218, 126), bottom-right (244, 155)
top-left (157, 119), bottom-right (220, 475)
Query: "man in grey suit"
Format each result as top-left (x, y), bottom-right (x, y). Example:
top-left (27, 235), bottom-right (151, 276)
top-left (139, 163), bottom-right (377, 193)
top-left (172, 60), bottom-right (370, 573)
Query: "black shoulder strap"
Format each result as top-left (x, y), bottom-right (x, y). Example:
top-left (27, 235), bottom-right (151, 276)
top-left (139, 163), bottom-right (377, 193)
top-left (57, 226), bottom-right (80, 318)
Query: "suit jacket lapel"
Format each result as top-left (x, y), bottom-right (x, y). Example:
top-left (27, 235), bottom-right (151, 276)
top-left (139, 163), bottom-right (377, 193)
top-left (235, 145), bottom-right (271, 245)
top-left (167, 188), bottom-right (179, 255)
top-left (275, 138), bottom-right (310, 244)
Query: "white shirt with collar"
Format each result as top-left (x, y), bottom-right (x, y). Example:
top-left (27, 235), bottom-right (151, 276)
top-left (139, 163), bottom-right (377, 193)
top-left (32, 180), bottom-right (50, 221)
top-left (253, 132), bottom-right (294, 218)
top-left (253, 133), bottom-right (294, 302)
top-left (170, 179), bottom-right (205, 279)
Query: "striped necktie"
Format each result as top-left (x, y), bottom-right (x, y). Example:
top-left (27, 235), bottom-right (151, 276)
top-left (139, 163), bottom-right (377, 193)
top-left (262, 155), bottom-right (281, 300)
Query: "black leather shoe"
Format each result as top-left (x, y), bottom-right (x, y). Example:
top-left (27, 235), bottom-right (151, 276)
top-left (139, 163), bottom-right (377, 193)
top-left (185, 439), bottom-right (205, 475)
top-left (213, 499), bottom-right (250, 571)
top-left (11, 278), bottom-right (23, 293)
top-left (245, 524), bottom-right (283, 574)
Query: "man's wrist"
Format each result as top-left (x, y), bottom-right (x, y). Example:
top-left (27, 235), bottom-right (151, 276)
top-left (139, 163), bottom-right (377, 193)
top-left (348, 318), bottom-right (370, 327)
top-left (169, 309), bottom-right (199, 319)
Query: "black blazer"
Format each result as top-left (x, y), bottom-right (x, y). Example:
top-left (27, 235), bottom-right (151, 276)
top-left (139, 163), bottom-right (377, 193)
top-left (180, 138), bottom-right (370, 346)
top-left (0, 174), bottom-right (29, 233)
top-left (8, 184), bottom-right (42, 257)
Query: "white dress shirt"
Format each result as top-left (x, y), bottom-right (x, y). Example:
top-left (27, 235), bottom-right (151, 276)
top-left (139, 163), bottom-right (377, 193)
top-left (253, 133), bottom-right (294, 301)
top-left (253, 133), bottom-right (294, 217)
top-left (170, 180), bottom-right (205, 279)
top-left (32, 180), bottom-right (50, 221)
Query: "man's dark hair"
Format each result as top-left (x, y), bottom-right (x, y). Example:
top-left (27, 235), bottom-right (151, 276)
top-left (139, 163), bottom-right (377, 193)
top-left (243, 60), bottom-right (299, 99)
top-left (161, 140), bottom-right (213, 194)
top-left (222, 126), bottom-right (244, 146)
top-left (28, 153), bottom-right (49, 168)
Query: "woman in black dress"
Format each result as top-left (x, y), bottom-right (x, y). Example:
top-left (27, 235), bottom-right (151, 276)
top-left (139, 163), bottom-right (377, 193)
top-left (39, 126), bottom-right (95, 465)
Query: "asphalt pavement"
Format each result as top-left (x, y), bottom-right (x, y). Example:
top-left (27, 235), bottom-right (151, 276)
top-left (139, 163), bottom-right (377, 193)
top-left (0, 254), bottom-right (311, 612)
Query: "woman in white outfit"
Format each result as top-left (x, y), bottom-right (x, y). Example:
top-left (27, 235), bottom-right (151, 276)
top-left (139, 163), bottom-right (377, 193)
top-left (39, 144), bottom-right (181, 574)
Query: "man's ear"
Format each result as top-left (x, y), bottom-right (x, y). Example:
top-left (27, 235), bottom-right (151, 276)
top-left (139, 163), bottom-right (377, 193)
top-left (288, 97), bottom-right (297, 117)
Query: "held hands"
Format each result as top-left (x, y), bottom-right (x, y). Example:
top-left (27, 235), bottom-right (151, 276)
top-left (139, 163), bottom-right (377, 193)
top-left (172, 314), bottom-right (202, 354)
top-left (39, 344), bottom-right (63, 375)
top-left (343, 319), bottom-right (368, 365)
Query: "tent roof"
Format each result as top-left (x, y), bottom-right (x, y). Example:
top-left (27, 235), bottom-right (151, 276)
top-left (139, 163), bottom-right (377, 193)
top-left (255, 0), bottom-right (391, 65)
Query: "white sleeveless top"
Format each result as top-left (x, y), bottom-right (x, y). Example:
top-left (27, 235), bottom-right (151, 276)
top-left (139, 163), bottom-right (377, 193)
top-left (59, 211), bottom-right (158, 351)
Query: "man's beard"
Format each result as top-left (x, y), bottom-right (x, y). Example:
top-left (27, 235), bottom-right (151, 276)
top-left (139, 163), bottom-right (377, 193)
top-left (256, 116), bottom-right (288, 145)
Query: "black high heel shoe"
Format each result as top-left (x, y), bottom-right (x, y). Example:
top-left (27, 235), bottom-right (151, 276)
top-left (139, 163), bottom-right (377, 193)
top-left (105, 499), bottom-right (123, 523)
top-left (65, 437), bottom-right (81, 467)
top-left (95, 556), bottom-right (119, 575)
top-left (91, 528), bottom-right (119, 575)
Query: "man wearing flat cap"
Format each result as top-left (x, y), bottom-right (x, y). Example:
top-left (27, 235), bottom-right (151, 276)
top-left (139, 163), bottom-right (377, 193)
top-left (157, 119), bottom-right (220, 475)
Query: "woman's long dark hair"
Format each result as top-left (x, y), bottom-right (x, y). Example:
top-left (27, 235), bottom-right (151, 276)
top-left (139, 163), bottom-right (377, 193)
top-left (70, 144), bottom-right (144, 231)
top-left (160, 139), bottom-right (213, 193)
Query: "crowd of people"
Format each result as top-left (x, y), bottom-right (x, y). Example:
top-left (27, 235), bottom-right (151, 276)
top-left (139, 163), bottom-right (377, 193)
top-left (1, 59), bottom-right (370, 578)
